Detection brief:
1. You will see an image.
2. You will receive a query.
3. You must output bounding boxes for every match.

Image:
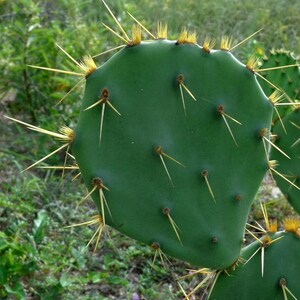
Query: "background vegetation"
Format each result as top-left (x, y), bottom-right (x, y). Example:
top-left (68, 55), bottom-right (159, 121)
top-left (0, 0), bottom-right (299, 299)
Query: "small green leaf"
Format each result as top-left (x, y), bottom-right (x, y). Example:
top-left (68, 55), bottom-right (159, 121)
top-left (4, 281), bottom-right (26, 300)
top-left (107, 276), bottom-right (129, 286)
top-left (59, 272), bottom-right (72, 287)
top-left (33, 210), bottom-right (49, 243)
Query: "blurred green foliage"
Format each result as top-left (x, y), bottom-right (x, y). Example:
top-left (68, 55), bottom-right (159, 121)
top-left (0, 0), bottom-right (299, 299)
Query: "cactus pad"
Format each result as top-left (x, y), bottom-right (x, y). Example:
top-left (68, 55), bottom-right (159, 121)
top-left (71, 37), bottom-right (273, 269)
top-left (209, 223), bottom-right (300, 299)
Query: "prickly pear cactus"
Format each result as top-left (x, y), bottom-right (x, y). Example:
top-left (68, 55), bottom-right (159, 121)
top-left (209, 218), bottom-right (300, 300)
top-left (271, 107), bottom-right (300, 214)
top-left (258, 50), bottom-right (300, 122)
top-left (71, 30), bottom-right (273, 268)
top-left (4, 2), bottom-right (276, 270)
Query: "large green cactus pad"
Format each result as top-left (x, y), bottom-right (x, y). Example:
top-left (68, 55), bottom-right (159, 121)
top-left (271, 107), bottom-right (300, 214)
top-left (72, 39), bottom-right (273, 268)
top-left (209, 230), bottom-right (300, 299)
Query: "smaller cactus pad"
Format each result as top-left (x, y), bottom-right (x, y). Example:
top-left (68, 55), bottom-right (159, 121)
top-left (271, 107), bottom-right (300, 214)
top-left (209, 222), bottom-right (300, 300)
top-left (258, 50), bottom-right (300, 123)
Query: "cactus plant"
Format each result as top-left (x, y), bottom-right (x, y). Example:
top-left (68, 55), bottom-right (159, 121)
top-left (271, 107), bottom-right (300, 214)
top-left (5, 2), bottom-right (276, 271)
top-left (209, 218), bottom-right (300, 300)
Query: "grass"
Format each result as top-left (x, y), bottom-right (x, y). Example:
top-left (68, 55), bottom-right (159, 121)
top-left (0, 0), bottom-right (299, 299)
